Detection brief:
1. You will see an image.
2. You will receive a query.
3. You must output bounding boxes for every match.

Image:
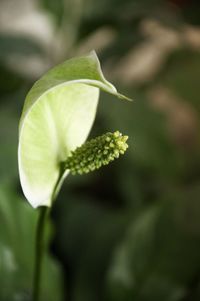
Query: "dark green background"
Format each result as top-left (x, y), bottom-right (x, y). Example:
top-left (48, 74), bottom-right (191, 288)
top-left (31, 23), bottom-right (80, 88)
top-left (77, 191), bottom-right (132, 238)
top-left (0, 0), bottom-right (200, 300)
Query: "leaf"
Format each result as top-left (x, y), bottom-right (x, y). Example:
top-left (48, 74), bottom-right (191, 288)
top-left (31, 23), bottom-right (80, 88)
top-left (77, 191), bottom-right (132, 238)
top-left (106, 187), bottom-right (200, 301)
top-left (18, 51), bottom-right (130, 208)
top-left (0, 183), bottom-right (62, 301)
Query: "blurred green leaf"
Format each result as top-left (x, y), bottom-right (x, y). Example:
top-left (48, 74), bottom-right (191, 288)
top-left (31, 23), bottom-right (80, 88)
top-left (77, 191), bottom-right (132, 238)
top-left (0, 183), bottom-right (62, 301)
top-left (53, 191), bottom-right (128, 301)
top-left (106, 185), bottom-right (200, 301)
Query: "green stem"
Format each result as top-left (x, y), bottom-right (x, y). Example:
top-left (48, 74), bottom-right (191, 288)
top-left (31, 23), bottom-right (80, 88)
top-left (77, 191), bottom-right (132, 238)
top-left (32, 206), bottom-right (49, 301)
top-left (32, 169), bottom-right (64, 301)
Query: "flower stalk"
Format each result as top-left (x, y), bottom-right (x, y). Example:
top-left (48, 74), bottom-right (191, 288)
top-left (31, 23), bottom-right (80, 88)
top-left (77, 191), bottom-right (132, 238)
top-left (33, 207), bottom-right (49, 301)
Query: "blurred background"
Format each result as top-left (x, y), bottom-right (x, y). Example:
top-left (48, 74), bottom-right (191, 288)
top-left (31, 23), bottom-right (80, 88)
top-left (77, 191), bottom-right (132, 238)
top-left (1, 0), bottom-right (200, 300)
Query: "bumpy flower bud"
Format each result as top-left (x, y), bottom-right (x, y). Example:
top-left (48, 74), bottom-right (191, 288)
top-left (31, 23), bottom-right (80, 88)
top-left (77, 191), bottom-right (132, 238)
top-left (64, 131), bottom-right (128, 175)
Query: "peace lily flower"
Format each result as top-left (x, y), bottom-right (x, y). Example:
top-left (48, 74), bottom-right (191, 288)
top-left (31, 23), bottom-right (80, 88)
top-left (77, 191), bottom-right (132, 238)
top-left (18, 51), bottom-right (131, 301)
top-left (18, 51), bottom-right (130, 209)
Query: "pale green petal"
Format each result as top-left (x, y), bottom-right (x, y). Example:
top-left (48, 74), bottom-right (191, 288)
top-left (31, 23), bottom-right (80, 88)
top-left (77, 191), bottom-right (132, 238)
top-left (18, 51), bottom-right (130, 208)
